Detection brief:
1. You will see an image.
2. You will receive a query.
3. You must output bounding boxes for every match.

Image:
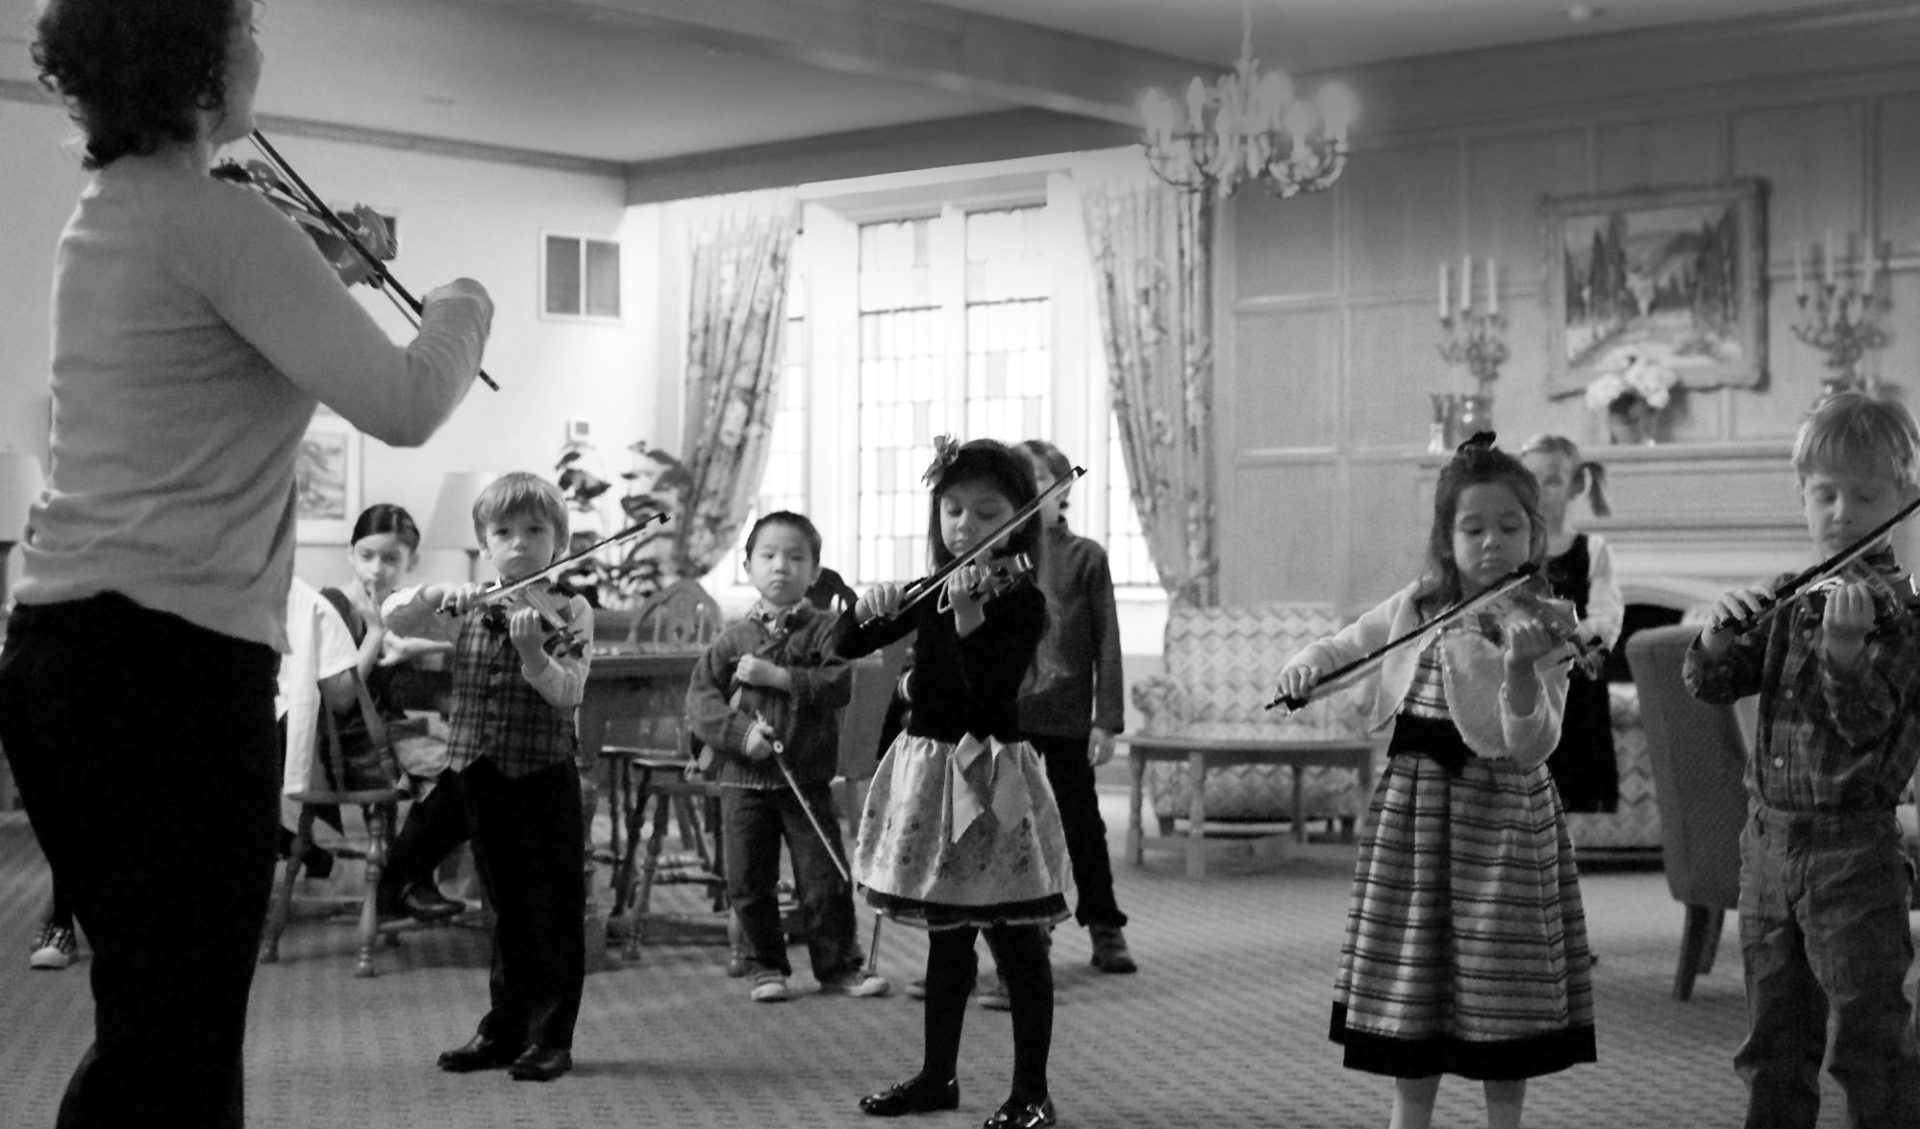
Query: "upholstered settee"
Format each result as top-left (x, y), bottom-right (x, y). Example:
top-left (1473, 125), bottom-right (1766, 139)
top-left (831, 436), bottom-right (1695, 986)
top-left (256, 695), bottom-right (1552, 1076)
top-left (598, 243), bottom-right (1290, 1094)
top-left (1134, 602), bottom-right (1373, 829)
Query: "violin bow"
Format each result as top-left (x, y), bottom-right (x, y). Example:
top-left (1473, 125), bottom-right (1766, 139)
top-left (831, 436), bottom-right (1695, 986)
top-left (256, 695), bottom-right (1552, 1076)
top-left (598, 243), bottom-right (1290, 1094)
top-left (247, 130), bottom-right (499, 392)
top-left (1266, 563), bottom-right (1541, 712)
top-left (863, 467), bottom-right (1083, 628)
top-left (473, 511), bottom-right (671, 608)
top-left (1712, 492), bottom-right (1920, 633)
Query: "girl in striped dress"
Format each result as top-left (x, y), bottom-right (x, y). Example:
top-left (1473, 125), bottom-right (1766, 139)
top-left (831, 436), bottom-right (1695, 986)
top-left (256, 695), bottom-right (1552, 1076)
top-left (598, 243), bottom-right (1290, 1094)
top-left (1275, 435), bottom-right (1596, 1129)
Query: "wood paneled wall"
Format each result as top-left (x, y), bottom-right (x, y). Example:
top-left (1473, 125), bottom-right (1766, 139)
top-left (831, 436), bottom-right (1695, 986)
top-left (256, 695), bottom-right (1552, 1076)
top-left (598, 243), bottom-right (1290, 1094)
top-left (1218, 6), bottom-right (1920, 616)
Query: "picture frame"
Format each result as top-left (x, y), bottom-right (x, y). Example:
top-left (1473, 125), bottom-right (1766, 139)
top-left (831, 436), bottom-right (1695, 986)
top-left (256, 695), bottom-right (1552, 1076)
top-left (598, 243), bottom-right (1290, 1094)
top-left (1542, 178), bottom-right (1767, 397)
top-left (295, 408), bottom-right (361, 544)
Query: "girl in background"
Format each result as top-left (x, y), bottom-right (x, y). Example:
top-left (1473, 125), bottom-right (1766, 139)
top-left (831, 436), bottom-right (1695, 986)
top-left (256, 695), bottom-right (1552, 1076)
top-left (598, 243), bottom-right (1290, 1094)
top-left (1518, 435), bottom-right (1623, 815)
top-left (837, 438), bottom-right (1071, 1129)
top-left (337, 504), bottom-right (465, 920)
top-left (1275, 435), bottom-right (1595, 1129)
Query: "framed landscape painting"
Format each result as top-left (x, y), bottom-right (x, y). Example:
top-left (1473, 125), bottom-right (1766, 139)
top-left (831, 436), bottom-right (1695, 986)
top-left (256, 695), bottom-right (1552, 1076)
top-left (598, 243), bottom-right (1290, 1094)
top-left (295, 408), bottom-right (361, 544)
top-left (1542, 179), bottom-right (1767, 397)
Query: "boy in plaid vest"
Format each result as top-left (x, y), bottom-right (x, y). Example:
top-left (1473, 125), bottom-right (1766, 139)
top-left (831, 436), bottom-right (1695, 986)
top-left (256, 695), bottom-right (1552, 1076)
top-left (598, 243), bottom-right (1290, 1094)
top-left (385, 472), bottom-right (593, 1083)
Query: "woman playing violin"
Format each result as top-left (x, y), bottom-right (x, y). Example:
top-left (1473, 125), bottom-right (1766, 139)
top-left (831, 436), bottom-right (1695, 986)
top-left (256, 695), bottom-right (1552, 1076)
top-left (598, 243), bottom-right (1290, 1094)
top-left (0, 3), bottom-right (492, 1125)
top-left (835, 438), bottom-right (1070, 1129)
top-left (1275, 434), bottom-right (1594, 1129)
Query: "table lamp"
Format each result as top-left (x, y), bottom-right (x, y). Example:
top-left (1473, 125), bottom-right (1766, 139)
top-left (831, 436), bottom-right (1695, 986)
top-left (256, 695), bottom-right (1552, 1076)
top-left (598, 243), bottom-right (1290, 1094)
top-left (425, 471), bottom-right (497, 582)
top-left (0, 453), bottom-right (46, 626)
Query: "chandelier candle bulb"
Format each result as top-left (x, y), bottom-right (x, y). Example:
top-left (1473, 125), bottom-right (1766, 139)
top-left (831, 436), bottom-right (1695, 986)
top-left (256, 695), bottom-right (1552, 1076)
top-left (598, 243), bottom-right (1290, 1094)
top-left (1487, 259), bottom-right (1498, 316)
top-left (1439, 262), bottom-right (1450, 321)
top-left (1461, 256), bottom-right (1473, 314)
top-left (1794, 242), bottom-right (1805, 300)
top-left (1824, 231), bottom-right (1835, 286)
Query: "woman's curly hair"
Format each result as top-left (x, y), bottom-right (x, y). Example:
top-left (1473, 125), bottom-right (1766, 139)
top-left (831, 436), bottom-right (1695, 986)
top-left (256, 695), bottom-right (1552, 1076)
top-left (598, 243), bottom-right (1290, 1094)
top-left (33, 0), bottom-right (239, 170)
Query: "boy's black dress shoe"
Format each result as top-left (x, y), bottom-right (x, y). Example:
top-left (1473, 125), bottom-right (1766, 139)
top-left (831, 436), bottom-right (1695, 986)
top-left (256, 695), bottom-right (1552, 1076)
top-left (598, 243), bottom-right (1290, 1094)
top-left (982, 1096), bottom-right (1056, 1129)
top-left (507, 1046), bottom-right (572, 1082)
top-left (858, 1076), bottom-right (960, 1116)
top-left (436, 1034), bottom-right (523, 1073)
top-left (402, 883), bottom-right (465, 920)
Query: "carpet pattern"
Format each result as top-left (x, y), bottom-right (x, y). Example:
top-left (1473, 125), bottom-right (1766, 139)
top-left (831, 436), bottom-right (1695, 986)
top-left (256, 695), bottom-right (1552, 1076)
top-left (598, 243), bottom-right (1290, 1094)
top-left (0, 790), bottom-right (1896, 1129)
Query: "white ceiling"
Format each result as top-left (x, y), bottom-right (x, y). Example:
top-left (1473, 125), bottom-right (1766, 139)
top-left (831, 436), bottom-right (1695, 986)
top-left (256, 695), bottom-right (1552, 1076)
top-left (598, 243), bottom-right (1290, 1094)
top-left (0, 0), bottom-right (1882, 169)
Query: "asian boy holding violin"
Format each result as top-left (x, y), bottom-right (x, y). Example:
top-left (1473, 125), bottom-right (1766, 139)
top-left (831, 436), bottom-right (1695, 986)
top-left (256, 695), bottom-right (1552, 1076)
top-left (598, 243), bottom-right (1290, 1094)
top-left (1685, 389), bottom-right (1920, 1127)
top-left (384, 472), bottom-right (593, 1083)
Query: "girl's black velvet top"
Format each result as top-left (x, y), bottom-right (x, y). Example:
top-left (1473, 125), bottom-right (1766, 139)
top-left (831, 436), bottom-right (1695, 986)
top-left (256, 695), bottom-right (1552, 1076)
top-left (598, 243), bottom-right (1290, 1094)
top-left (834, 577), bottom-right (1047, 744)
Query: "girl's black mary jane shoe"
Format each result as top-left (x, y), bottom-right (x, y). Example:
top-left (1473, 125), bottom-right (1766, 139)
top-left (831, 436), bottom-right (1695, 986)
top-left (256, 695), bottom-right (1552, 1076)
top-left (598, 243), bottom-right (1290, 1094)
top-left (982, 1096), bottom-right (1056, 1129)
top-left (858, 1077), bottom-right (961, 1117)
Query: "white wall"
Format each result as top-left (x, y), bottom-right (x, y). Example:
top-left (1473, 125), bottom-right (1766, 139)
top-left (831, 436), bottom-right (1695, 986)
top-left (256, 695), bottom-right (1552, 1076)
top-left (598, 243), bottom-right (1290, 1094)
top-left (0, 98), bottom-right (669, 594)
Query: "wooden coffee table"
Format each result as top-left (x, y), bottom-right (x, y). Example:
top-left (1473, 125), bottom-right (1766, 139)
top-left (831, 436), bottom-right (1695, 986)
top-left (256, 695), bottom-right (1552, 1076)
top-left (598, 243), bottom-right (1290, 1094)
top-left (1116, 735), bottom-right (1378, 877)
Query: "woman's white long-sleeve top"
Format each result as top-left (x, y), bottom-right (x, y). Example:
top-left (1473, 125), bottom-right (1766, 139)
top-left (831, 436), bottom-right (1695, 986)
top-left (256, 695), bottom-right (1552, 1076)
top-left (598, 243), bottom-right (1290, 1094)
top-left (1289, 582), bottom-right (1569, 770)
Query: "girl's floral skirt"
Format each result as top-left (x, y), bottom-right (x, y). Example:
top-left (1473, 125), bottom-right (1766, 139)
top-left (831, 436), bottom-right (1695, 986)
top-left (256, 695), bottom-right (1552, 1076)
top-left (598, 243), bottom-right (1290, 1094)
top-left (852, 733), bottom-right (1072, 931)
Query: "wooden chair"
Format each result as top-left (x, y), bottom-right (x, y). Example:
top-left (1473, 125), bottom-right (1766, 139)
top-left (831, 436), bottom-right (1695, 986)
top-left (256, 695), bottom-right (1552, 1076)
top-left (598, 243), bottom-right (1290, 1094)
top-left (259, 673), bottom-right (403, 978)
top-left (1625, 625), bottom-right (1747, 1001)
top-left (599, 576), bottom-right (727, 957)
top-left (627, 577), bottom-right (721, 650)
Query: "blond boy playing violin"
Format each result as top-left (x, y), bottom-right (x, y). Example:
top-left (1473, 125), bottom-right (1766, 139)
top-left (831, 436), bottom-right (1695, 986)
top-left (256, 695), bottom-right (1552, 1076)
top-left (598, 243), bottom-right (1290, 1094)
top-left (384, 472), bottom-right (592, 1083)
top-left (1685, 390), bottom-right (1920, 1128)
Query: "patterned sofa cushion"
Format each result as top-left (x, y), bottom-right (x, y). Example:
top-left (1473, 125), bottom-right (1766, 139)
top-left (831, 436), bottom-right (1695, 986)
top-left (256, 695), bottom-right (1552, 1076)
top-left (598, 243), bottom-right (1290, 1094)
top-left (1136, 602), bottom-right (1374, 823)
top-left (1564, 683), bottom-right (1662, 852)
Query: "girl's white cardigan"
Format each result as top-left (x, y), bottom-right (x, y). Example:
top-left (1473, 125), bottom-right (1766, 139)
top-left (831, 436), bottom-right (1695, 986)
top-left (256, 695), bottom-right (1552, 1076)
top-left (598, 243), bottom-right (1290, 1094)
top-left (1288, 583), bottom-right (1570, 770)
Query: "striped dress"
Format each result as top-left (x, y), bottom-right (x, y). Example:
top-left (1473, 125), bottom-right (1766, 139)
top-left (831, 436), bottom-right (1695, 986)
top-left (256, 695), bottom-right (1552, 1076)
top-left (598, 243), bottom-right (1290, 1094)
top-left (1330, 635), bottom-right (1596, 1080)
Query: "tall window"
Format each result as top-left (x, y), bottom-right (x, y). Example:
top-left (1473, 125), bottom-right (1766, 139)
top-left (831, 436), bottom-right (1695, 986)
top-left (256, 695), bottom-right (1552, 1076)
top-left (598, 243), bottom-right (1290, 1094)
top-left (856, 217), bottom-right (946, 581)
top-left (963, 208), bottom-right (1050, 441)
top-left (852, 205), bottom-right (1058, 580)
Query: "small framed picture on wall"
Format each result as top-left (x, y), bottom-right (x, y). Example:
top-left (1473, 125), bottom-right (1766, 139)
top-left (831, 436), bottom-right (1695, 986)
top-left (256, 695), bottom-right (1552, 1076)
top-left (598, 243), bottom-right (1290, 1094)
top-left (1541, 178), bottom-right (1768, 397)
top-left (295, 407), bottom-right (361, 544)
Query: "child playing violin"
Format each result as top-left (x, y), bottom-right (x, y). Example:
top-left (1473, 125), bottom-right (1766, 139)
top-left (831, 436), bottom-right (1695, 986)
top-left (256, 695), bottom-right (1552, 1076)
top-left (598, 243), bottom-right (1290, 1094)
top-left (383, 473), bottom-right (593, 1083)
top-left (1685, 390), bottom-right (1920, 1126)
top-left (1519, 435), bottom-right (1623, 814)
top-left (687, 510), bottom-right (889, 1003)
top-left (837, 438), bottom-right (1071, 1129)
top-left (1275, 434), bottom-right (1594, 1129)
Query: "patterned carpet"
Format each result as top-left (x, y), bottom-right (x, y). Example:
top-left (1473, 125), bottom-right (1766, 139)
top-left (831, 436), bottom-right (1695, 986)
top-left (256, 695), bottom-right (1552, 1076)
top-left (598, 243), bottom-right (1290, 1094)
top-left (0, 791), bottom-right (1894, 1129)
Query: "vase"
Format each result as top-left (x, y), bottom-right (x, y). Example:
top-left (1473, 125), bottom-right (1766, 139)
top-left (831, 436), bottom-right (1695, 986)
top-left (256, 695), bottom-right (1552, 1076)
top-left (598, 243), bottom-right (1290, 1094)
top-left (1606, 399), bottom-right (1658, 446)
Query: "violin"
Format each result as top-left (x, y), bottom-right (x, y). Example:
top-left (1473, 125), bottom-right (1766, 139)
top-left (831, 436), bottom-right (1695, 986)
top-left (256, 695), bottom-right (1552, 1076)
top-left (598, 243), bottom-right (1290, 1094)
top-left (225, 130), bottom-right (499, 391)
top-left (442, 512), bottom-right (671, 647)
top-left (1270, 563), bottom-right (1554, 712)
top-left (1463, 573), bottom-right (1609, 680)
top-left (934, 552), bottom-right (1035, 613)
top-left (859, 468), bottom-right (1083, 629)
top-left (1712, 493), bottom-right (1920, 634)
top-left (211, 158), bottom-right (394, 287)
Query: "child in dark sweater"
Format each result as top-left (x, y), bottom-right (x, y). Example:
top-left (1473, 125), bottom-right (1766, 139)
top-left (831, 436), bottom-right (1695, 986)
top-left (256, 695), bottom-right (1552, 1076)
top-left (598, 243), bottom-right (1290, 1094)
top-left (687, 511), bottom-right (888, 1002)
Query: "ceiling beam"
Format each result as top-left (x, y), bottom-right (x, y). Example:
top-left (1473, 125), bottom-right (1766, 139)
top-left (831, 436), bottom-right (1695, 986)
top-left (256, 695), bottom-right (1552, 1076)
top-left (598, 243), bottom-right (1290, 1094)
top-left (625, 109), bottom-right (1138, 204)
top-left (465, 0), bottom-right (1207, 126)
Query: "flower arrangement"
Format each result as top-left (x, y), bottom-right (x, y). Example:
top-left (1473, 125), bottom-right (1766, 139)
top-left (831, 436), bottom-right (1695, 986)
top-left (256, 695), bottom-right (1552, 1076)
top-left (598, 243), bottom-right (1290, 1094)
top-left (1584, 353), bottom-right (1678, 444)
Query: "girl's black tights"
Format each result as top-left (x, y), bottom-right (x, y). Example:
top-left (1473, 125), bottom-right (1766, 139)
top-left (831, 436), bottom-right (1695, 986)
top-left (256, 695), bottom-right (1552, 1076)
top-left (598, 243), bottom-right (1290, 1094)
top-left (920, 923), bottom-right (1053, 1103)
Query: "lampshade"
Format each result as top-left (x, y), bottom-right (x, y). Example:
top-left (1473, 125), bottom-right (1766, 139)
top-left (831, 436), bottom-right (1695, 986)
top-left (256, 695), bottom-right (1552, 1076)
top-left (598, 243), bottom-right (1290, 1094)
top-left (423, 471), bottom-right (497, 552)
top-left (0, 452), bottom-right (46, 546)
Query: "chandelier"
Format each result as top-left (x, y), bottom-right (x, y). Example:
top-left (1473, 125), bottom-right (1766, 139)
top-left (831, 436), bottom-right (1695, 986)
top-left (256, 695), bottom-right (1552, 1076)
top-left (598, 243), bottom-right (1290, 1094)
top-left (1139, 7), bottom-right (1357, 199)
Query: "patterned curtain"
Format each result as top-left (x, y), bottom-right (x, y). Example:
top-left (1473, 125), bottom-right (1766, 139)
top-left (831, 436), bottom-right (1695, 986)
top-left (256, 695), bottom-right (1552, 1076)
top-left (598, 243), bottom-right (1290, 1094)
top-left (671, 194), bottom-right (799, 580)
top-left (1077, 172), bottom-right (1219, 606)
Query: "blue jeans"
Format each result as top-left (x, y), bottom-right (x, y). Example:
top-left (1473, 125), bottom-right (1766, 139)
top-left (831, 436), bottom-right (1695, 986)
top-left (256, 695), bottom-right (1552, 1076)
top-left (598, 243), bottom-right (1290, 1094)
top-left (1736, 806), bottom-right (1920, 1129)
top-left (722, 782), bottom-right (862, 979)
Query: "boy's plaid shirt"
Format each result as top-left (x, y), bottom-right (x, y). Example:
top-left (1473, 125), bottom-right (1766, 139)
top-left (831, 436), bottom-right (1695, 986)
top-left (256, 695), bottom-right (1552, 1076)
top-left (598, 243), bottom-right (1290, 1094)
top-left (1683, 570), bottom-right (1920, 812)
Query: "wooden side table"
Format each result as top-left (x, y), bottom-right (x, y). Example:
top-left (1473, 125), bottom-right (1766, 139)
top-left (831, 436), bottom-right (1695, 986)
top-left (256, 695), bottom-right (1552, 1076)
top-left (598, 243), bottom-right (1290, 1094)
top-left (1117, 735), bottom-right (1378, 878)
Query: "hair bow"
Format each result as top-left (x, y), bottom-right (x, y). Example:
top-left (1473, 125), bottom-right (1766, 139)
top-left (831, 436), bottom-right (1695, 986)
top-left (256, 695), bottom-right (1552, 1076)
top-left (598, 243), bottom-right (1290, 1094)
top-left (921, 434), bottom-right (962, 487)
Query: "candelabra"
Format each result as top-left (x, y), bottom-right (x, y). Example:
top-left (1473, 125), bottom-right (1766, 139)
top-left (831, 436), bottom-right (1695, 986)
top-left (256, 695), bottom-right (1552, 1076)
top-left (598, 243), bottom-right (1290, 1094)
top-left (1793, 283), bottom-right (1889, 396)
top-left (1438, 310), bottom-right (1510, 389)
